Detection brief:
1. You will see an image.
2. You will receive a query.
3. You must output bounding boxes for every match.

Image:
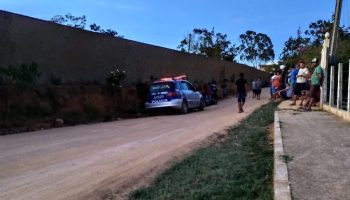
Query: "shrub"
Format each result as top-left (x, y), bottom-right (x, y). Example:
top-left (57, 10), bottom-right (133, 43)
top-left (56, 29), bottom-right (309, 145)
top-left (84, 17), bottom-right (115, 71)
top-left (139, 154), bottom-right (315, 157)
top-left (0, 63), bottom-right (41, 84)
top-left (106, 68), bottom-right (126, 87)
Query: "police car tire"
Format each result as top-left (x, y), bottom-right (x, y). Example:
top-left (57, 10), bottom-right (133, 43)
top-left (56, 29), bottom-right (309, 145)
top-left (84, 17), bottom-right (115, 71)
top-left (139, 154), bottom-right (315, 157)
top-left (180, 101), bottom-right (188, 114)
top-left (198, 99), bottom-right (205, 111)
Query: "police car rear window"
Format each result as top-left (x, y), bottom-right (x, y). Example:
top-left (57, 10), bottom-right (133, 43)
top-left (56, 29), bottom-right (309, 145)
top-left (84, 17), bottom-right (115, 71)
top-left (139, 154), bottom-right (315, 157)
top-left (150, 82), bottom-right (175, 92)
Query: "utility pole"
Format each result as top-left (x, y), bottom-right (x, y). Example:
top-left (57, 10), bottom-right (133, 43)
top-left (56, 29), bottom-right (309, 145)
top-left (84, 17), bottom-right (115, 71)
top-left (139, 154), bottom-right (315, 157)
top-left (329, 0), bottom-right (343, 65)
top-left (188, 33), bottom-right (192, 53)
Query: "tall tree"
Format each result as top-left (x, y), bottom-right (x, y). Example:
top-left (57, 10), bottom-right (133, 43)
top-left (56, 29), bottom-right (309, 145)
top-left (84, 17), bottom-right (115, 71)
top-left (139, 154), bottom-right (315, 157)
top-left (177, 33), bottom-right (199, 54)
top-left (280, 27), bottom-right (310, 62)
top-left (305, 19), bottom-right (350, 45)
top-left (281, 18), bottom-right (350, 65)
top-left (237, 30), bottom-right (275, 68)
top-left (304, 20), bottom-right (332, 45)
top-left (177, 28), bottom-right (238, 61)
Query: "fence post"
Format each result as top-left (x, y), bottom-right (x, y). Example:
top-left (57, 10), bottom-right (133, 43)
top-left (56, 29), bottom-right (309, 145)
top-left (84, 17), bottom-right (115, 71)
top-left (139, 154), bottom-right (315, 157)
top-left (348, 61), bottom-right (350, 112)
top-left (337, 63), bottom-right (343, 109)
top-left (329, 65), bottom-right (335, 106)
top-left (320, 32), bottom-right (330, 108)
top-left (321, 67), bottom-right (328, 107)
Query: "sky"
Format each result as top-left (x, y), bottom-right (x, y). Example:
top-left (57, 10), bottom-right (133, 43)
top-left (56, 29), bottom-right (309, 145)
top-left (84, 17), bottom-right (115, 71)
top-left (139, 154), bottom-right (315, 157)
top-left (1, 0), bottom-right (349, 64)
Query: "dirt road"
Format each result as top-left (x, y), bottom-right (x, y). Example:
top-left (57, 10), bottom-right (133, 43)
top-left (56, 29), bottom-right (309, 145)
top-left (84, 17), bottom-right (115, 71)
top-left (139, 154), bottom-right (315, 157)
top-left (0, 89), bottom-right (269, 200)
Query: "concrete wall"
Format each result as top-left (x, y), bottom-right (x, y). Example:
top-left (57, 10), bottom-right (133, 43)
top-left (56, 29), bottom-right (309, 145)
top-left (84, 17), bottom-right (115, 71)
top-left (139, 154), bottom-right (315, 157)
top-left (0, 10), bottom-right (269, 84)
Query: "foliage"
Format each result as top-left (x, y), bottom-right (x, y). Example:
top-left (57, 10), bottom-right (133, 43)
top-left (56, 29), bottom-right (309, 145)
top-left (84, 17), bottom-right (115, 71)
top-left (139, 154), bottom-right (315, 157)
top-left (106, 68), bottom-right (126, 87)
top-left (0, 63), bottom-right (41, 84)
top-left (336, 38), bottom-right (350, 64)
top-left (177, 28), bottom-right (238, 61)
top-left (280, 27), bottom-right (311, 63)
top-left (260, 64), bottom-right (279, 73)
top-left (281, 18), bottom-right (350, 65)
top-left (237, 30), bottom-right (275, 68)
top-left (50, 14), bottom-right (122, 37)
top-left (304, 20), bottom-right (332, 45)
top-left (51, 13), bottom-right (86, 29)
top-left (131, 102), bottom-right (277, 199)
top-left (305, 19), bottom-right (350, 45)
top-left (90, 23), bottom-right (123, 37)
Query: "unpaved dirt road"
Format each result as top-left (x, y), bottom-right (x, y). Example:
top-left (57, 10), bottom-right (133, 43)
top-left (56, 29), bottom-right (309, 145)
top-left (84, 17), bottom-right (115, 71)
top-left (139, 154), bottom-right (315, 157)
top-left (0, 89), bottom-right (269, 200)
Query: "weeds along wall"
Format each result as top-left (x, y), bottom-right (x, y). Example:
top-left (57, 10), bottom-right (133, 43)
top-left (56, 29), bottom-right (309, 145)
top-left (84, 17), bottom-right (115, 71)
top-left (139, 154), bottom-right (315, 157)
top-left (0, 10), bottom-right (269, 84)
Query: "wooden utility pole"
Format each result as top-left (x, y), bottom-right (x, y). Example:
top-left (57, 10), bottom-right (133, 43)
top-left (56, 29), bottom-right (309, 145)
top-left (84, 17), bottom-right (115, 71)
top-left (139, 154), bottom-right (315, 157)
top-left (329, 0), bottom-right (343, 65)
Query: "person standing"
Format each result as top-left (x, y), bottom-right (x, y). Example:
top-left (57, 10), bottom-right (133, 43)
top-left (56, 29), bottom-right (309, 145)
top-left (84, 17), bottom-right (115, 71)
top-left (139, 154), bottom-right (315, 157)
top-left (304, 58), bottom-right (323, 111)
top-left (221, 79), bottom-right (228, 98)
top-left (280, 65), bottom-right (287, 90)
top-left (290, 61), bottom-right (309, 106)
top-left (272, 70), bottom-right (282, 100)
top-left (269, 72), bottom-right (275, 100)
top-left (252, 78), bottom-right (257, 98)
top-left (235, 72), bottom-right (248, 113)
top-left (289, 64), bottom-right (299, 98)
top-left (256, 77), bottom-right (262, 100)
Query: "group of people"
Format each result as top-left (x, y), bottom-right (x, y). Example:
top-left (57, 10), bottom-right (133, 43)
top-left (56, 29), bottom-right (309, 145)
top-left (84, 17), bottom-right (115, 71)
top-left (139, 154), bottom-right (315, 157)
top-left (270, 58), bottom-right (324, 111)
top-left (234, 57), bottom-right (324, 114)
top-left (251, 77), bottom-right (263, 100)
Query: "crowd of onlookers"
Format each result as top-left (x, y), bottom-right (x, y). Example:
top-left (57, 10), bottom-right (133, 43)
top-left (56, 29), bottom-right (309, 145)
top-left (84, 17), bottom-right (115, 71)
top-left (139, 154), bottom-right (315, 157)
top-left (269, 57), bottom-right (324, 111)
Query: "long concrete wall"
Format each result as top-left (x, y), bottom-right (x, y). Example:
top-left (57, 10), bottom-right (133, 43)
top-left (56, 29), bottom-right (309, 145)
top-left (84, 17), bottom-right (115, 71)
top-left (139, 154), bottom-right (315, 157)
top-left (0, 10), bottom-right (269, 84)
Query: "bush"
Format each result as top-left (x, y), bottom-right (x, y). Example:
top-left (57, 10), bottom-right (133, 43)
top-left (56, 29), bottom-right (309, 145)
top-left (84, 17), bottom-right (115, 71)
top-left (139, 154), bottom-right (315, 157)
top-left (106, 68), bottom-right (126, 87)
top-left (0, 63), bottom-right (41, 84)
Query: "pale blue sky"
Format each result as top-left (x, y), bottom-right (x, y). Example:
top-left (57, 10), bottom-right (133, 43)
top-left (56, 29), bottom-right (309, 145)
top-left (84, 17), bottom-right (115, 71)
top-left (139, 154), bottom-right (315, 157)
top-left (1, 0), bottom-right (349, 62)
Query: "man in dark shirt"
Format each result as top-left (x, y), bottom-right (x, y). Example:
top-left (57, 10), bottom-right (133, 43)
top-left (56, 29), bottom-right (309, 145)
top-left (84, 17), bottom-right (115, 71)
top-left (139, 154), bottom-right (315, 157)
top-left (235, 72), bottom-right (248, 113)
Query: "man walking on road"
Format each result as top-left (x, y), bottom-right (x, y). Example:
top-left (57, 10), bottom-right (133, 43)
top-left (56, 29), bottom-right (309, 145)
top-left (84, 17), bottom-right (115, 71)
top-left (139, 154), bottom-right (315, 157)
top-left (236, 72), bottom-right (248, 113)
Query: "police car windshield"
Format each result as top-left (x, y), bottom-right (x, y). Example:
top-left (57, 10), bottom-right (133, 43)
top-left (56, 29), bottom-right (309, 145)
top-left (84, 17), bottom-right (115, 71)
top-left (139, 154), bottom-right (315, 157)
top-left (150, 82), bottom-right (175, 92)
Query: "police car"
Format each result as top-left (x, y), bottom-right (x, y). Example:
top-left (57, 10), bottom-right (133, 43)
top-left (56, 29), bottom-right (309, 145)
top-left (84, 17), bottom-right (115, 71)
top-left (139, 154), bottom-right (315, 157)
top-left (145, 75), bottom-right (205, 114)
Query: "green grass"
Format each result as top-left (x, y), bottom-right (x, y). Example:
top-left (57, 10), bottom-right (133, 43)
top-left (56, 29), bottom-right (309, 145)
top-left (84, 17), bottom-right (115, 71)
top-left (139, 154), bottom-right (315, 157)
top-left (130, 102), bottom-right (278, 200)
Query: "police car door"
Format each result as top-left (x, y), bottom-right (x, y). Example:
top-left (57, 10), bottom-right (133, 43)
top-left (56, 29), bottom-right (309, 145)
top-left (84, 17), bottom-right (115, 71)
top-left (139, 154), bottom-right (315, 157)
top-left (181, 81), bottom-right (198, 108)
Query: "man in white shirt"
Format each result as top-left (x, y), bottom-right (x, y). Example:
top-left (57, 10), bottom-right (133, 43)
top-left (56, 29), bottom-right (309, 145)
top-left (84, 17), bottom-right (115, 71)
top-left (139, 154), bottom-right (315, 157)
top-left (290, 61), bottom-right (309, 106)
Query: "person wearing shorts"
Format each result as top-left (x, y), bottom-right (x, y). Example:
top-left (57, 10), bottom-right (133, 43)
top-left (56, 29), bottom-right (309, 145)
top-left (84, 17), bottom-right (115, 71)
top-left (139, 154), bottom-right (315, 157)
top-left (290, 61), bottom-right (309, 106)
top-left (255, 77), bottom-right (262, 100)
top-left (235, 72), bottom-right (247, 113)
top-left (289, 64), bottom-right (299, 97)
top-left (304, 58), bottom-right (323, 111)
top-left (252, 78), bottom-right (257, 98)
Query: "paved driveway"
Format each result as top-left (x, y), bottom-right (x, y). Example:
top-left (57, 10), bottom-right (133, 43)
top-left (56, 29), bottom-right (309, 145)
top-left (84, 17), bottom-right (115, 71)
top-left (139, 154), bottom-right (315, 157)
top-left (278, 105), bottom-right (350, 200)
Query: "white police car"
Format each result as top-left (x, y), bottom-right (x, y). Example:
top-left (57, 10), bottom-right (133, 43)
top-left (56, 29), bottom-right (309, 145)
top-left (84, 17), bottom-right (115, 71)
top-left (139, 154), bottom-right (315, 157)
top-left (145, 75), bottom-right (204, 114)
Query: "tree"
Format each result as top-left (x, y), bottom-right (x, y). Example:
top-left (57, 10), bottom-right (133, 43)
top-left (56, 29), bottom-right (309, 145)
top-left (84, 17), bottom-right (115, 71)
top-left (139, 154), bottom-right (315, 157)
top-left (237, 30), bottom-right (275, 68)
top-left (89, 23), bottom-right (101, 32)
top-left (102, 29), bottom-right (120, 37)
top-left (177, 33), bottom-right (200, 54)
top-left (177, 28), bottom-right (238, 61)
top-left (281, 18), bottom-right (350, 65)
top-left (64, 13), bottom-right (86, 29)
top-left (51, 13), bottom-right (86, 29)
top-left (51, 15), bottom-right (67, 25)
top-left (280, 27), bottom-right (311, 63)
top-left (50, 14), bottom-right (122, 37)
top-left (304, 20), bottom-right (332, 45)
top-left (305, 19), bottom-right (350, 45)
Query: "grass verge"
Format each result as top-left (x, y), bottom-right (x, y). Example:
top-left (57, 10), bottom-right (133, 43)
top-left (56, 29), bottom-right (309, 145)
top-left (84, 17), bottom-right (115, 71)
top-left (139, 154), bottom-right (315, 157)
top-left (130, 102), bottom-right (278, 200)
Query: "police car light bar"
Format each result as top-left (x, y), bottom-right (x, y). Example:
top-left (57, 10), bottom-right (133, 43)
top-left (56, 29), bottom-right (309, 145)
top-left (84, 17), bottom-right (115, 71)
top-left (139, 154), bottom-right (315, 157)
top-left (159, 74), bottom-right (187, 81)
